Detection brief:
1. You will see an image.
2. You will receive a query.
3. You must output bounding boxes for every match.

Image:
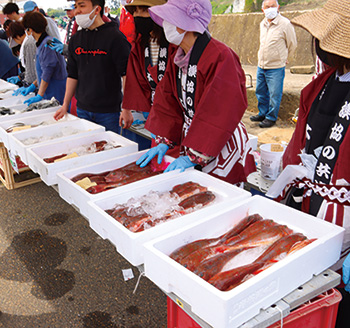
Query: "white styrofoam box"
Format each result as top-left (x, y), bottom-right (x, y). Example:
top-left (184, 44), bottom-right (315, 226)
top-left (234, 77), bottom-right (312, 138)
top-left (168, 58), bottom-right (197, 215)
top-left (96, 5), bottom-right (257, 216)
top-left (86, 170), bottom-right (251, 266)
top-left (143, 195), bottom-right (344, 328)
top-left (57, 150), bottom-right (176, 217)
top-left (0, 90), bottom-right (19, 100)
top-left (0, 111), bottom-right (77, 148)
top-left (7, 118), bottom-right (105, 165)
top-left (0, 79), bottom-right (18, 92)
top-left (0, 106), bottom-right (60, 124)
top-left (0, 94), bottom-right (33, 107)
top-left (248, 133), bottom-right (258, 151)
top-left (26, 131), bottom-right (138, 186)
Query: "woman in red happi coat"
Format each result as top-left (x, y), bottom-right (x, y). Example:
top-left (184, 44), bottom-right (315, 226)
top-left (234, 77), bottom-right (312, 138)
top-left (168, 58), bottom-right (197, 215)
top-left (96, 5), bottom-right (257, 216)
top-left (136, 0), bottom-right (256, 185)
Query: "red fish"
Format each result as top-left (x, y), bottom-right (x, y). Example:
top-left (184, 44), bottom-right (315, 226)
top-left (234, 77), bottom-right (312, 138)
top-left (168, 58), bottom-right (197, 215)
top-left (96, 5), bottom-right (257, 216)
top-left (255, 233), bottom-right (307, 263)
top-left (194, 247), bottom-right (251, 281)
top-left (220, 219), bottom-right (277, 248)
top-left (208, 262), bottom-right (263, 291)
top-left (179, 244), bottom-right (220, 272)
top-left (169, 214), bottom-right (263, 262)
top-left (178, 191), bottom-right (215, 211)
top-left (217, 225), bottom-right (293, 252)
top-left (171, 181), bottom-right (207, 200)
top-left (43, 153), bottom-right (68, 163)
top-left (170, 238), bottom-right (220, 263)
top-left (220, 214), bottom-right (263, 243)
top-left (209, 233), bottom-right (307, 291)
top-left (287, 238), bottom-right (316, 255)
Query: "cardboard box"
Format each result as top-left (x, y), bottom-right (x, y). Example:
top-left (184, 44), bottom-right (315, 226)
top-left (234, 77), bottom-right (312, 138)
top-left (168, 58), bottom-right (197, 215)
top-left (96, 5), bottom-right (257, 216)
top-left (86, 170), bottom-right (251, 266)
top-left (27, 131), bottom-right (138, 186)
top-left (143, 196), bottom-right (344, 328)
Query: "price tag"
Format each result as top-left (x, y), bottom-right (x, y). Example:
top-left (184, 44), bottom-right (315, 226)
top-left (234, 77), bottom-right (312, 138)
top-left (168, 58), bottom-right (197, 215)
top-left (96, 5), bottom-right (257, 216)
top-left (122, 268), bottom-right (134, 281)
top-left (271, 144), bottom-right (284, 152)
top-left (8, 149), bottom-right (19, 174)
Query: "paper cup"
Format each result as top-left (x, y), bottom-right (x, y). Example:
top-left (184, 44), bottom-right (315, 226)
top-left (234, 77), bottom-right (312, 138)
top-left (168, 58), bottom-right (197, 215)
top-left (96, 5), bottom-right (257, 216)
top-left (260, 143), bottom-right (286, 180)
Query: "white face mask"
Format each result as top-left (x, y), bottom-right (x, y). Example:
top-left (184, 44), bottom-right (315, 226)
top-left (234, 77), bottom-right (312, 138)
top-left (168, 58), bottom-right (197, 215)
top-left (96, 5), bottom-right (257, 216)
top-left (163, 20), bottom-right (185, 46)
top-left (76, 7), bottom-right (98, 29)
top-left (264, 7), bottom-right (278, 20)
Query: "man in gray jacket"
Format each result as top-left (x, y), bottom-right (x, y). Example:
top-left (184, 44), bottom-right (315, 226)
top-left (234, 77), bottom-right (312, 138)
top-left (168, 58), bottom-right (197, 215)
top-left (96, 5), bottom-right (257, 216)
top-left (23, 1), bottom-right (62, 41)
top-left (250, 0), bottom-right (297, 128)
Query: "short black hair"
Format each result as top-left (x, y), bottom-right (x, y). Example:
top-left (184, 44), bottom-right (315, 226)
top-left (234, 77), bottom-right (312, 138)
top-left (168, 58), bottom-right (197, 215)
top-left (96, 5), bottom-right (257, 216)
top-left (22, 12), bottom-right (47, 34)
top-left (8, 21), bottom-right (25, 39)
top-left (85, 0), bottom-right (105, 17)
top-left (3, 3), bottom-right (19, 15)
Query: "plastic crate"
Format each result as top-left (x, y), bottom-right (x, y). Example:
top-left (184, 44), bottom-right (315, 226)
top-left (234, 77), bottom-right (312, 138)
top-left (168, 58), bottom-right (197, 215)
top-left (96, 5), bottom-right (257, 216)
top-left (167, 289), bottom-right (341, 328)
top-left (168, 297), bottom-right (201, 328)
top-left (268, 288), bottom-right (341, 328)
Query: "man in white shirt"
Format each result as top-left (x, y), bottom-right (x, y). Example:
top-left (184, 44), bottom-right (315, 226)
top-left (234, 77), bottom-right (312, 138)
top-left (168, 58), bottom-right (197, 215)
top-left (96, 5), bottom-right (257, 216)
top-left (23, 1), bottom-right (62, 41)
top-left (250, 0), bottom-right (297, 128)
top-left (2, 2), bottom-right (22, 22)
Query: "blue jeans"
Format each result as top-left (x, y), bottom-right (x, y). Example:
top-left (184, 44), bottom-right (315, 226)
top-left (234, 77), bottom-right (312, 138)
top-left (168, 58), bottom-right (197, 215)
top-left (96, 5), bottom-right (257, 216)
top-left (76, 108), bottom-right (121, 133)
top-left (255, 66), bottom-right (285, 122)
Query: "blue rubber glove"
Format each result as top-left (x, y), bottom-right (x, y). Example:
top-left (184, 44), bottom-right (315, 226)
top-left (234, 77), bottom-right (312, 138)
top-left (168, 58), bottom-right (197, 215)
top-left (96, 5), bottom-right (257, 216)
top-left (20, 83), bottom-right (36, 96)
top-left (150, 133), bottom-right (156, 139)
top-left (24, 94), bottom-right (43, 106)
top-left (142, 112), bottom-right (149, 119)
top-left (47, 37), bottom-right (64, 54)
top-left (164, 156), bottom-right (196, 173)
top-left (136, 143), bottom-right (169, 168)
top-left (12, 86), bottom-right (26, 96)
top-left (132, 119), bottom-right (145, 125)
top-left (7, 76), bottom-right (21, 84)
top-left (343, 253), bottom-right (350, 292)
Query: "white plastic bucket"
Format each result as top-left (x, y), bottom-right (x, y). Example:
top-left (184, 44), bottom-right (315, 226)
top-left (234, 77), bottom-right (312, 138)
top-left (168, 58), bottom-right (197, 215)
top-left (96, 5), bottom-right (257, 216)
top-left (260, 143), bottom-right (286, 180)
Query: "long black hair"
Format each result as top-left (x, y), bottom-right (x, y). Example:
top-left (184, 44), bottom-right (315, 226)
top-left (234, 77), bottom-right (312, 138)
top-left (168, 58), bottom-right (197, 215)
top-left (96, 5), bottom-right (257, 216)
top-left (313, 37), bottom-right (350, 74)
top-left (128, 6), bottom-right (167, 48)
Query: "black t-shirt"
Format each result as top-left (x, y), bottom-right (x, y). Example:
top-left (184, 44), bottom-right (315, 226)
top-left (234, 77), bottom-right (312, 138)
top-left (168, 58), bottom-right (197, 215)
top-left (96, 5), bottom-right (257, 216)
top-left (68, 22), bottom-right (131, 113)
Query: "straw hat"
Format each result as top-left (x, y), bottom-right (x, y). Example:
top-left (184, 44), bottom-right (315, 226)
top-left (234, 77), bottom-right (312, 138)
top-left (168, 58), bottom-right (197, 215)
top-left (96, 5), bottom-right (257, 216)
top-left (292, 0), bottom-right (350, 59)
top-left (125, 0), bottom-right (166, 8)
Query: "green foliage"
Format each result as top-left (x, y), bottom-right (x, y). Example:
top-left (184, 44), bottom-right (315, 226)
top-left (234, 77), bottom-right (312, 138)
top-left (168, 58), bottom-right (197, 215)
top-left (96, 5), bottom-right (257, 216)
top-left (244, 0), bottom-right (264, 12)
top-left (210, 1), bottom-right (230, 14)
top-left (47, 8), bottom-right (66, 18)
top-left (111, 8), bottom-right (121, 16)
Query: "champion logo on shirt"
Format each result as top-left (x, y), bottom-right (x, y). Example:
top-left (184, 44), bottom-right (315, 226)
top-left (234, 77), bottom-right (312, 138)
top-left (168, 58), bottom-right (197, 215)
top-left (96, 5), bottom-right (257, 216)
top-left (75, 47), bottom-right (107, 56)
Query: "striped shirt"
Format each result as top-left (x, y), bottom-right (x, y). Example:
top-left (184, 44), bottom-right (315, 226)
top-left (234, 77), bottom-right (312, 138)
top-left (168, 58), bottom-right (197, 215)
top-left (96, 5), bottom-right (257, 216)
top-left (22, 36), bottom-right (37, 84)
top-left (149, 39), bottom-right (159, 66)
top-left (336, 70), bottom-right (350, 82)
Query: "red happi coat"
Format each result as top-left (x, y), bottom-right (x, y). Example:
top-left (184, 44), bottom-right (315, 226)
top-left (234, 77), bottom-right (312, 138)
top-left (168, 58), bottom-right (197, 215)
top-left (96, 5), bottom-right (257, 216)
top-left (282, 68), bottom-right (350, 268)
top-left (122, 38), bottom-right (178, 113)
top-left (145, 38), bottom-right (256, 184)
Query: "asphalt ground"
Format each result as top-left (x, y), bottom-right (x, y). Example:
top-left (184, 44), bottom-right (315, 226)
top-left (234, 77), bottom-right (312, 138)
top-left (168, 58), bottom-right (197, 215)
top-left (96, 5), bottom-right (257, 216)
top-left (0, 181), bottom-right (167, 328)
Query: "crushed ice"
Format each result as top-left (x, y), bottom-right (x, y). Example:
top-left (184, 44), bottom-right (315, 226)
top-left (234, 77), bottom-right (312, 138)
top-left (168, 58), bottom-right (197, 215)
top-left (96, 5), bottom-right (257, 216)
top-left (112, 190), bottom-right (183, 221)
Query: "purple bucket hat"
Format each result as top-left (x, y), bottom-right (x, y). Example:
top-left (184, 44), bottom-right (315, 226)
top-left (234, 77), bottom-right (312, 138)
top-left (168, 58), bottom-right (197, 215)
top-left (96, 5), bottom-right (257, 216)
top-left (149, 0), bottom-right (212, 34)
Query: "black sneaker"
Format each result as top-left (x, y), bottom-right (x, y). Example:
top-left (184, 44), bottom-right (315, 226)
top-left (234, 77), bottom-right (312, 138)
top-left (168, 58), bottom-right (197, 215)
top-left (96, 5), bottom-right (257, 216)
top-left (259, 119), bottom-right (276, 128)
top-left (250, 115), bottom-right (265, 122)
